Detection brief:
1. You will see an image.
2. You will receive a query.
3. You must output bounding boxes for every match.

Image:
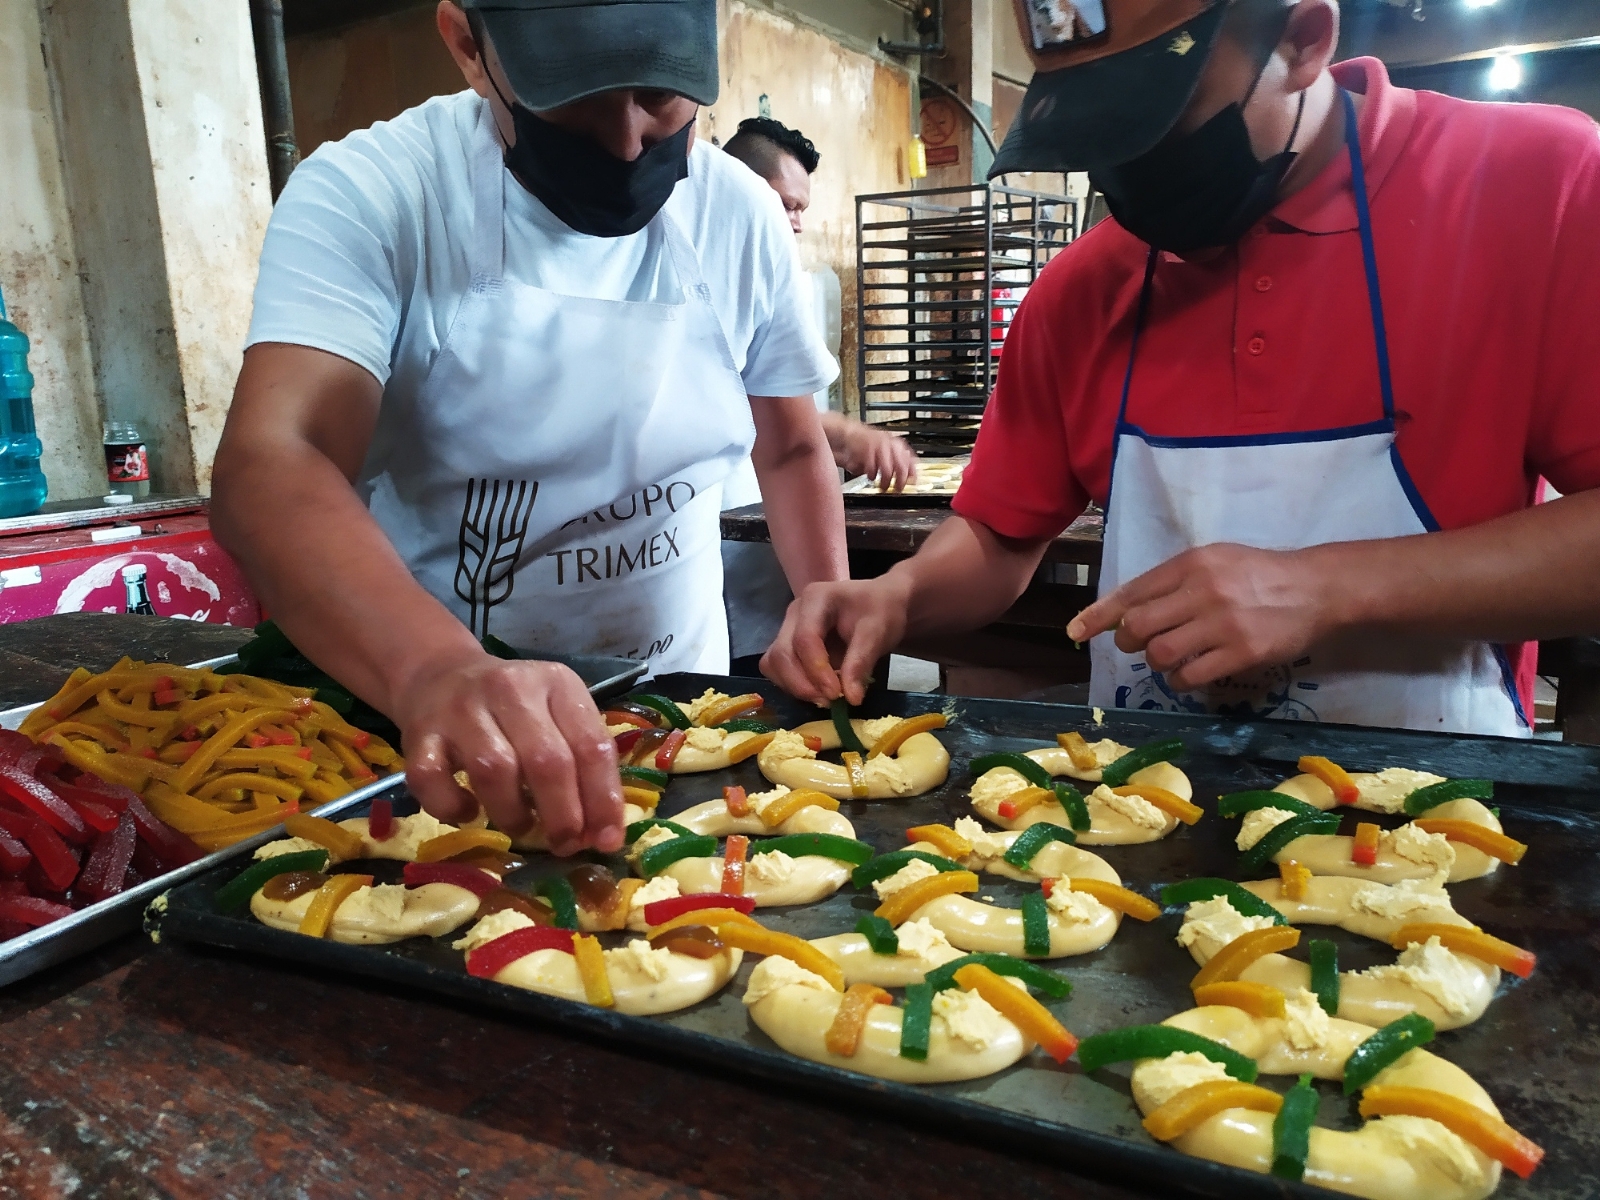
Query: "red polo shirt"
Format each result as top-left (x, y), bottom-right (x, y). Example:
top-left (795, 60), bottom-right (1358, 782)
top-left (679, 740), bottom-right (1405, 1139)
top-left (955, 57), bottom-right (1600, 718)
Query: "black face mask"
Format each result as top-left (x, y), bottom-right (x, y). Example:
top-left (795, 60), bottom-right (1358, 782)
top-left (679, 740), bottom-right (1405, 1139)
top-left (1092, 84), bottom-right (1306, 254)
top-left (481, 64), bottom-right (691, 238)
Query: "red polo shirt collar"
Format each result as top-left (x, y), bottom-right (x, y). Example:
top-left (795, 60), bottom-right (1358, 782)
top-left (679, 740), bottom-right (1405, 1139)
top-left (1269, 57), bottom-right (1418, 235)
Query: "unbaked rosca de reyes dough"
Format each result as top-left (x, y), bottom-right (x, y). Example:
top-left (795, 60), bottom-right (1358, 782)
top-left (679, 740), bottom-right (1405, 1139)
top-left (758, 717), bottom-right (950, 800)
top-left (625, 822), bottom-right (858, 908)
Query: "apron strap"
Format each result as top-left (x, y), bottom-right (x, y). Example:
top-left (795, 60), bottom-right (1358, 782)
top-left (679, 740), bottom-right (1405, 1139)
top-left (1114, 248), bottom-right (1160, 429)
top-left (1342, 87), bottom-right (1396, 424)
top-left (470, 99), bottom-right (507, 284)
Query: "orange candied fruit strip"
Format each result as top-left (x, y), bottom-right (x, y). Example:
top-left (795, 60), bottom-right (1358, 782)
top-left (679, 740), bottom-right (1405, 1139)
top-left (648, 907), bottom-right (763, 939)
top-left (1298, 755), bottom-right (1360, 805)
top-left (723, 785), bottom-right (752, 818)
top-left (283, 813), bottom-right (366, 862)
top-left (824, 983), bottom-right (894, 1057)
top-left (1279, 859), bottom-right (1313, 901)
top-left (297, 873), bottom-right (373, 938)
top-left (715, 923), bottom-right (845, 991)
top-left (1192, 980), bottom-right (1288, 1019)
top-left (997, 786), bottom-right (1056, 820)
top-left (1413, 818), bottom-right (1527, 864)
top-left (1352, 821), bottom-right (1382, 866)
top-left (695, 693), bottom-right (764, 728)
top-left (761, 788), bottom-right (841, 829)
top-left (874, 870), bottom-right (980, 926)
top-left (905, 823), bottom-right (973, 860)
top-left (621, 785), bottom-right (661, 810)
top-left (727, 731), bottom-right (777, 764)
top-left (721, 834), bottom-right (749, 896)
top-left (1111, 784), bottom-right (1203, 826)
top-left (1056, 877), bottom-right (1161, 922)
top-left (842, 751), bottom-right (869, 799)
top-left (952, 963), bottom-right (1078, 1063)
top-left (1056, 731), bottom-right (1100, 772)
top-left (1143, 1080), bottom-right (1284, 1143)
top-left (573, 934), bottom-right (615, 1008)
top-left (415, 828), bottom-right (513, 863)
top-left (867, 712), bottom-right (947, 759)
top-left (1191, 924), bottom-right (1301, 990)
top-left (1390, 923), bottom-right (1537, 979)
top-left (1359, 1087), bottom-right (1544, 1179)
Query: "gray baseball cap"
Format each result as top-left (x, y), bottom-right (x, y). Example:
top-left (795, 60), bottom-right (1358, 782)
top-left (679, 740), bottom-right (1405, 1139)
top-left (464, 0), bottom-right (719, 110)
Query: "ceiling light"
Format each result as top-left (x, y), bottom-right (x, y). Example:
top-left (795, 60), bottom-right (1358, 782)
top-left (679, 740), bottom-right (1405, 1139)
top-left (1487, 53), bottom-right (1523, 91)
top-left (1464, 0), bottom-right (1498, 9)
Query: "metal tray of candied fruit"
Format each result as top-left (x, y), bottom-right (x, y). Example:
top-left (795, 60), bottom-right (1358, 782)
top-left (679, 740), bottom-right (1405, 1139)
top-left (148, 673), bottom-right (1600, 1199)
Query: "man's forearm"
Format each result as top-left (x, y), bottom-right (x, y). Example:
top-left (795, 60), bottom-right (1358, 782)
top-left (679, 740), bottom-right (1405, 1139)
top-left (1320, 488), bottom-right (1600, 643)
top-left (889, 515), bottom-right (1051, 638)
top-left (751, 397), bottom-right (848, 591)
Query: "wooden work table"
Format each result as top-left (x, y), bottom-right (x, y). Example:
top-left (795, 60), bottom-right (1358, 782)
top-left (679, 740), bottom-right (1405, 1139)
top-left (0, 614), bottom-right (1143, 1200)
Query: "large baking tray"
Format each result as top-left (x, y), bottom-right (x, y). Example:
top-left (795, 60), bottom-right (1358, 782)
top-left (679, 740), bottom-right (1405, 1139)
top-left (0, 653), bottom-right (644, 985)
top-left (148, 674), bottom-right (1600, 1199)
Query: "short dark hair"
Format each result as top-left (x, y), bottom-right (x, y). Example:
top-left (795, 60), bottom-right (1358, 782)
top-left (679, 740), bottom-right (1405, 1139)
top-left (723, 117), bottom-right (820, 178)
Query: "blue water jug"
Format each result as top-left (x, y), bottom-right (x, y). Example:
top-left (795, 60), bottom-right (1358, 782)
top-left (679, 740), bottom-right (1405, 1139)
top-left (0, 285), bottom-right (49, 518)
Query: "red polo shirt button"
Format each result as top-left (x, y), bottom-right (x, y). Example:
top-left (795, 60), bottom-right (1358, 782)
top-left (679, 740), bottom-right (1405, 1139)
top-left (1255, 275), bottom-right (1273, 292)
top-left (1247, 335), bottom-right (1267, 355)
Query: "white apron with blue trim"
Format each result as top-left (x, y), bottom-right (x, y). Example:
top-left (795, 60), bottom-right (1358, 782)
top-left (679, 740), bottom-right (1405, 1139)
top-left (359, 105), bottom-right (754, 675)
top-left (1090, 91), bottom-right (1527, 736)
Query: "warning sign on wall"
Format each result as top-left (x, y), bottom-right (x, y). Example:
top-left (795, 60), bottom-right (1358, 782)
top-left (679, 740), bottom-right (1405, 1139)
top-left (926, 144), bottom-right (960, 166)
top-left (919, 97), bottom-right (959, 148)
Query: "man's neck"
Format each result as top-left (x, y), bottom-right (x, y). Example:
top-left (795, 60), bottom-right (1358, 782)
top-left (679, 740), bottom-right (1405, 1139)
top-left (1278, 71), bottom-right (1352, 201)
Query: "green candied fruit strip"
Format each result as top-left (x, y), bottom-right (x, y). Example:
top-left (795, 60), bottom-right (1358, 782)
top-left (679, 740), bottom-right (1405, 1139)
top-left (1271, 1074), bottom-right (1319, 1181)
top-left (214, 848), bottom-right (330, 913)
top-left (1075, 1024), bottom-right (1258, 1082)
top-left (829, 697), bottom-right (868, 754)
top-left (856, 913), bottom-right (898, 955)
top-left (1099, 737), bottom-right (1186, 789)
top-left (536, 876), bottom-right (579, 930)
top-left (1021, 891), bottom-right (1052, 957)
top-left (1053, 782), bottom-right (1092, 832)
top-left (850, 849), bottom-right (964, 889)
top-left (900, 982), bottom-right (934, 1061)
top-left (1159, 878), bottom-right (1287, 926)
top-left (1402, 778), bottom-right (1494, 815)
top-left (749, 833), bottom-right (874, 866)
top-left (618, 765), bottom-right (669, 789)
top-left (1342, 1013), bottom-right (1435, 1095)
top-left (630, 694), bottom-right (692, 730)
top-left (716, 718), bottom-right (775, 734)
top-left (637, 834), bottom-right (719, 878)
top-left (624, 818), bottom-right (696, 844)
top-left (1216, 790), bottom-right (1324, 819)
top-left (1308, 939), bottom-right (1340, 1017)
top-left (969, 751), bottom-right (1053, 790)
top-left (923, 953), bottom-right (1072, 999)
top-left (1239, 811), bottom-right (1341, 873)
top-left (1003, 821), bottom-right (1077, 870)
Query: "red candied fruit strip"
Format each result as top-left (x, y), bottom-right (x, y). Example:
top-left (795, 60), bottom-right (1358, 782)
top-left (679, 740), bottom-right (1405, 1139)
top-left (122, 794), bottom-right (204, 868)
top-left (0, 823), bottom-right (30, 875)
top-left (0, 895), bottom-right (76, 928)
top-left (0, 763), bottom-right (91, 843)
top-left (78, 815), bottom-right (138, 904)
top-left (641, 893), bottom-right (758, 926)
top-left (465, 925), bottom-right (576, 979)
top-left (401, 861), bottom-right (501, 898)
top-left (368, 798), bottom-right (394, 841)
top-left (0, 809), bottom-right (79, 891)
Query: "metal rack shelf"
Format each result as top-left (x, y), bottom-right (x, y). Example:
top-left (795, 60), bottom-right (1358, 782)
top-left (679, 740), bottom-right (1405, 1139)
top-left (855, 183), bottom-right (1076, 455)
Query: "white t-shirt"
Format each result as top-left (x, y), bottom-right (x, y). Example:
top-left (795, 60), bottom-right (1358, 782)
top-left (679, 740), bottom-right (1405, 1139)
top-left (246, 90), bottom-right (837, 404)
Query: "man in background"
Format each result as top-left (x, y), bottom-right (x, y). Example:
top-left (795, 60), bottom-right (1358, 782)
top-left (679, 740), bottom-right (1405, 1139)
top-left (719, 116), bottom-right (918, 671)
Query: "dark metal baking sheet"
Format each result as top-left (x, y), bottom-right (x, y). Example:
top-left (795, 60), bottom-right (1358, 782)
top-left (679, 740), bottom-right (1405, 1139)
top-left (148, 674), bottom-right (1600, 1199)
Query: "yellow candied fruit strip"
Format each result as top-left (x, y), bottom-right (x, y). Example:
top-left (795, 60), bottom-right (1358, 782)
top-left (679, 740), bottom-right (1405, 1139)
top-left (824, 983), bottom-right (894, 1057)
top-left (217, 749), bottom-right (318, 780)
top-left (1056, 731), bottom-right (1100, 772)
top-left (1192, 980), bottom-right (1288, 1019)
top-left (283, 813), bottom-right (366, 861)
top-left (1110, 784), bottom-right (1203, 825)
top-left (573, 934), bottom-right (615, 1008)
top-left (842, 751), bottom-right (869, 799)
top-left (874, 870), bottom-right (980, 926)
top-left (622, 785), bottom-right (662, 810)
top-left (1279, 859), bottom-right (1313, 901)
top-left (174, 707), bottom-right (298, 794)
top-left (760, 788), bottom-right (841, 828)
top-left (952, 963), bottom-right (1078, 1062)
top-left (1412, 818), bottom-right (1528, 864)
top-left (997, 786), bottom-right (1056, 818)
top-left (1062, 877), bottom-right (1161, 922)
top-left (1298, 754), bottom-right (1360, 804)
top-left (727, 731), bottom-right (776, 765)
top-left (1143, 1080), bottom-right (1284, 1143)
top-left (646, 907), bottom-right (762, 939)
top-left (20, 667), bottom-right (93, 736)
top-left (196, 772), bottom-right (304, 804)
top-left (905, 823), bottom-right (973, 860)
top-left (297, 873), bottom-right (373, 937)
top-left (1357, 1086), bottom-right (1544, 1179)
top-left (694, 693), bottom-right (764, 728)
top-left (715, 923), bottom-right (845, 991)
top-left (866, 712), bottom-right (947, 759)
top-left (1191, 925), bottom-right (1302, 990)
top-left (416, 828), bottom-right (512, 862)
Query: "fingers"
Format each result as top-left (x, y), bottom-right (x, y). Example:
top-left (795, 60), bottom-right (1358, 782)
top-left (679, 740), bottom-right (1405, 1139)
top-left (1067, 557), bottom-right (1188, 642)
top-left (545, 671), bottom-right (625, 853)
top-left (836, 612), bottom-right (895, 705)
top-left (404, 731), bottom-right (479, 824)
top-left (1112, 587), bottom-right (1200, 655)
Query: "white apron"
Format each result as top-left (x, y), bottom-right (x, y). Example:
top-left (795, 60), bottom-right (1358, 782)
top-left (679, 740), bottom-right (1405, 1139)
top-left (1091, 90), bottom-right (1528, 736)
top-left (360, 105), bottom-right (754, 675)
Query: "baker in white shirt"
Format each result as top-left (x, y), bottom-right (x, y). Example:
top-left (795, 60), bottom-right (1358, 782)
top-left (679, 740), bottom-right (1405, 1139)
top-left (212, 0), bottom-right (847, 855)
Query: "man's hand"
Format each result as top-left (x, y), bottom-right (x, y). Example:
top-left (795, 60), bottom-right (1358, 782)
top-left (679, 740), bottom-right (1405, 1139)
top-left (822, 414), bottom-right (918, 492)
top-left (394, 651), bottom-right (625, 856)
top-left (762, 574), bottom-right (914, 706)
top-left (1066, 543), bottom-right (1339, 691)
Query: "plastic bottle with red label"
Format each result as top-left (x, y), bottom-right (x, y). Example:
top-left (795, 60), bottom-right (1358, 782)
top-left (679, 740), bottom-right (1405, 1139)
top-left (104, 420), bottom-right (150, 500)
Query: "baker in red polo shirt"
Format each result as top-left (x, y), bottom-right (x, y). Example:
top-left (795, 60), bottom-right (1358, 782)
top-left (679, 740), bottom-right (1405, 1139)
top-left (762, 0), bottom-right (1600, 734)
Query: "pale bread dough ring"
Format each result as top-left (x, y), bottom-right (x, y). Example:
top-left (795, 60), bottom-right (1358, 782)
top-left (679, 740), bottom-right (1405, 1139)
top-left (808, 932), bottom-right (968, 988)
top-left (654, 853), bottom-right (851, 907)
top-left (668, 727), bottom-right (767, 774)
top-left (250, 882), bottom-right (482, 944)
top-left (1129, 1006), bottom-right (1501, 1200)
top-left (908, 833), bottom-right (1121, 885)
top-left (491, 945), bottom-right (744, 1016)
top-left (669, 796), bottom-right (857, 840)
top-left (969, 757), bottom-right (1191, 844)
top-left (747, 975), bottom-right (1032, 1083)
top-left (907, 892), bottom-right (1121, 958)
top-left (1180, 880), bottom-right (1498, 1031)
top-left (758, 719), bottom-right (950, 800)
top-left (1271, 778), bottom-right (1503, 883)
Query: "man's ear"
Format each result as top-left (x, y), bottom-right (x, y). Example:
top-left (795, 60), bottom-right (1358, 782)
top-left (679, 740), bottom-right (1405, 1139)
top-left (1281, 0), bottom-right (1339, 93)
top-left (437, 1), bottom-right (491, 100)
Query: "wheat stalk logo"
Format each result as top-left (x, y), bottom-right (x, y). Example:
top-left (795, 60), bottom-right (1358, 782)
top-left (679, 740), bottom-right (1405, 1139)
top-left (454, 478), bottom-right (537, 638)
